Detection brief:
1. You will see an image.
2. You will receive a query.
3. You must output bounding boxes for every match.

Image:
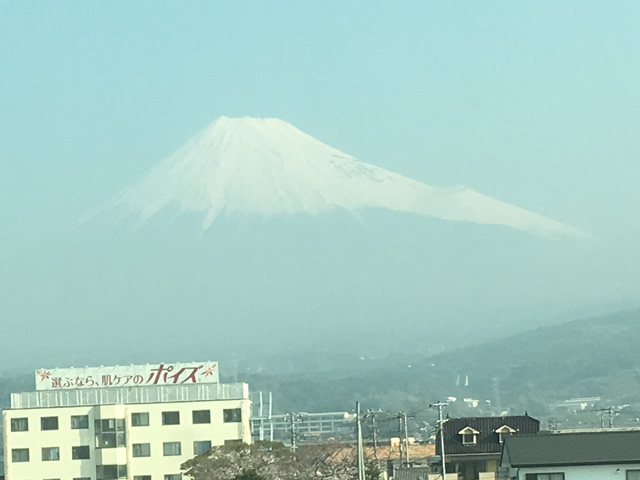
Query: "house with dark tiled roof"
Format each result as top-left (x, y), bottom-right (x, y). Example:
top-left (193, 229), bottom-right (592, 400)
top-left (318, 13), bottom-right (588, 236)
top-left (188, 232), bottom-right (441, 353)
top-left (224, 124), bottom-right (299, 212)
top-left (393, 466), bottom-right (431, 480)
top-left (431, 414), bottom-right (540, 480)
top-left (500, 429), bottom-right (640, 480)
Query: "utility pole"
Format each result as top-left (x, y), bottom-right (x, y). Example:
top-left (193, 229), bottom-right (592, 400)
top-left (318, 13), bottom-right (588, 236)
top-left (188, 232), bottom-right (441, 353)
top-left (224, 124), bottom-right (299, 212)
top-left (287, 412), bottom-right (301, 454)
top-left (356, 402), bottom-right (365, 480)
top-left (597, 406), bottom-right (616, 428)
top-left (430, 402), bottom-right (449, 480)
top-left (397, 414), bottom-right (404, 461)
top-left (372, 415), bottom-right (379, 464)
top-left (608, 406), bottom-right (615, 428)
top-left (403, 412), bottom-right (410, 465)
top-left (605, 406), bottom-right (615, 428)
top-left (365, 410), bottom-right (380, 465)
top-left (393, 412), bottom-right (411, 465)
top-left (268, 392), bottom-right (273, 441)
top-left (288, 412), bottom-right (296, 453)
top-left (258, 392), bottom-right (264, 441)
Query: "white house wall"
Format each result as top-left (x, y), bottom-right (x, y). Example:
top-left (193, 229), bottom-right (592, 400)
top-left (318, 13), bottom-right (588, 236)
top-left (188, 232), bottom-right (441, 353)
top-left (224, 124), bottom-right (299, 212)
top-left (515, 463), bottom-right (640, 480)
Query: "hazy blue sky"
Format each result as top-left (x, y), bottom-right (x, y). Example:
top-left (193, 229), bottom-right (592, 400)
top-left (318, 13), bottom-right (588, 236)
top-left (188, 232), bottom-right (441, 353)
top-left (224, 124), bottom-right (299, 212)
top-left (1, 1), bottom-right (639, 369)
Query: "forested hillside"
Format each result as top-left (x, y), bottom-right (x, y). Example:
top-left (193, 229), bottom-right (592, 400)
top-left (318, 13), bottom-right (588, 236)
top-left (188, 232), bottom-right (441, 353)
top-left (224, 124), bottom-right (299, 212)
top-left (240, 309), bottom-right (640, 426)
top-left (2, 309), bottom-right (639, 429)
top-left (429, 308), bottom-right (640, 403)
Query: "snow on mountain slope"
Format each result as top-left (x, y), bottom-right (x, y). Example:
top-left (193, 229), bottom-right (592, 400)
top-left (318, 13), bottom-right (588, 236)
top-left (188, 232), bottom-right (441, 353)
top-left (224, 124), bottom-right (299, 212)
top-left (106, 116), bottom-right (587, 238)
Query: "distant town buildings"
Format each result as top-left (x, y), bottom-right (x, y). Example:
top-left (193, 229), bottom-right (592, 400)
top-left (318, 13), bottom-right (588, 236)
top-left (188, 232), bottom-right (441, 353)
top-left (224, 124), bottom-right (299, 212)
top-left (3, 361), bottom-right (640, 480)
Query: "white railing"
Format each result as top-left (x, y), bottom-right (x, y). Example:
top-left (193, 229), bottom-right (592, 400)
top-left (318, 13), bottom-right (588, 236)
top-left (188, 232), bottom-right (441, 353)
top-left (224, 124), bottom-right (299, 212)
top-left (10, 382), bottom-right (249, 409)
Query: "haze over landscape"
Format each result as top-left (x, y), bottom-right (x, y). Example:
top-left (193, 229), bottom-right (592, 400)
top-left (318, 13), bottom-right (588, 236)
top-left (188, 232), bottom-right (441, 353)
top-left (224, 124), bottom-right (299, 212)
top-left (1, 1), bottom-right (639, 376)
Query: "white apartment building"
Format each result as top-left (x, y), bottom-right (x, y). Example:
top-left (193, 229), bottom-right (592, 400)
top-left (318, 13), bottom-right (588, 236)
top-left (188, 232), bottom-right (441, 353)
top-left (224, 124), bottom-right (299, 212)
top-left (2, 362), bottom-right (252, 480)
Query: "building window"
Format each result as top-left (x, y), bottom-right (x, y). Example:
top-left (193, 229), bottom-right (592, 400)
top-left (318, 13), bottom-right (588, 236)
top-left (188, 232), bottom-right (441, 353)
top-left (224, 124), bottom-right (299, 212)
top-left (132, 412), bottom-right (150, 427)
top-left (12, 448), bottom-right (29, 462)
top-left (628, 471), bottom-right (640, 480)
top-left (223, 408), bottom-right (242, 423)
top-left (163, 441), bottom-right (182, 456)
top-left (194, 440), bottom-right (212, 455)
top-left (458, 426), bottom-right (479, 445)
top-left (462, 433), bottom-right (475, 444)
top-left (74, 477), bottom-right (92, 480)
top-left (134, 476), bottom-right (152, 480)
top-left (162, 411), bottom-right (180, 425)
top-left (42, 447), bottom-right (60, 461)
top-left (224, 439), bottom-right (243, 446)
top-left (41, 416), bottom-right (59, 430)
top-left (193, 409), bottom-right (211, 424)
top-left (133, 443), bottom-right (151, 457)
top-left (495, 424), bottom-right (517, 443)
top-left (165, 475), bottom-right (182, 480)
top-left (95, 418), bottom-right (126, 448)
top-left (72, 445), bottom-right (91, 460)
top-left (525, 475), bottom-right (565, 480)
top-left (10, 417), bottom-right (28, 432)
top-left (71, 415), bottom-right (89, 429)
top-left (96, 464), bottom-right (127, 480)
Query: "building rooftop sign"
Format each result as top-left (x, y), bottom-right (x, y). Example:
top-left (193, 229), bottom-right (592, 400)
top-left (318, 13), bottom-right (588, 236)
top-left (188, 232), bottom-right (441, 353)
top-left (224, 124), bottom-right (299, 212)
top-left (34, 362), bottom-right (219, 391)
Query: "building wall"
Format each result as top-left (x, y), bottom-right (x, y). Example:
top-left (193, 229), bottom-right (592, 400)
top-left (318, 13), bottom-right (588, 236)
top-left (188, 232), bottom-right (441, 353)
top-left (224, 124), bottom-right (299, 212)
top-left (486, 459), bottom-right (498, 472)
top-left (3, 397), bottom-right (251, 480)
top-left (514, 463), bottom-right (640, 479)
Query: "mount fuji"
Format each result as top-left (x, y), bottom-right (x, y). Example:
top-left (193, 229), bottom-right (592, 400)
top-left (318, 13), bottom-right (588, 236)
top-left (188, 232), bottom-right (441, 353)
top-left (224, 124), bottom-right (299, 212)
top-left (102, 116), bottom-right (586, 238)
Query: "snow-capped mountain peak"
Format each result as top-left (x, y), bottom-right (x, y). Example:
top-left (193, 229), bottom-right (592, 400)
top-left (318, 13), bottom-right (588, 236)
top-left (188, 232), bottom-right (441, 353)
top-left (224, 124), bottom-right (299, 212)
top-left (106, 116), bottom-right (587, 238)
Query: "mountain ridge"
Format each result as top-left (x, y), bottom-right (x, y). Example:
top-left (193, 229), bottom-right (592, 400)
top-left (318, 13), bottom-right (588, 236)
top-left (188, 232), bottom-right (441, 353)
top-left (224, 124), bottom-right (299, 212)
top-left (96, 116), bottom-right (587, 239)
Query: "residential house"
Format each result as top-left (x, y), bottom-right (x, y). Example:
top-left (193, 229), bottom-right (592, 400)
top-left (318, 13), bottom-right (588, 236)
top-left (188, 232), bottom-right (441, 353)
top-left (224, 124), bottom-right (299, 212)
top-left (394, 466), bottom-right (431, 480)
top-left (432, 414), bottom-right (540, 480)
top-left (385, 443), bottom-right (437, 480)
top-left (500, 429), bottom-right (640, 480)
top-left (394, 467), bottom-right (459, 480)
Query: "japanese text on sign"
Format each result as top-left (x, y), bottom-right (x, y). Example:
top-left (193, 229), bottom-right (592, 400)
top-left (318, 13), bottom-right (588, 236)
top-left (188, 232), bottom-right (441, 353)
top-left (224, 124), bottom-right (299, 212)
top-left (35, 362), bottom-right (219, 390)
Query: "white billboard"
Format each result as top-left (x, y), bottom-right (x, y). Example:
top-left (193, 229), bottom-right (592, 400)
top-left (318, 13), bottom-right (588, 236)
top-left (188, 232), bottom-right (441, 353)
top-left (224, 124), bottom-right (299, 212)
top-left (35, 362), bottom-right (219, 391)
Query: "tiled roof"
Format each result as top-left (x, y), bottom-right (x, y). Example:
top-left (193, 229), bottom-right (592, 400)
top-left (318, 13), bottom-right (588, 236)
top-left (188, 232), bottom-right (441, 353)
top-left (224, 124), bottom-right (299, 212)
top-left (371, 444), bottom-right (436, 460)
top-left (394, 466), bottom-right (431, 480)
top-left (437, 415), bottom-right (540, 455)
top-left (503, 430), bottom-right (640, 467)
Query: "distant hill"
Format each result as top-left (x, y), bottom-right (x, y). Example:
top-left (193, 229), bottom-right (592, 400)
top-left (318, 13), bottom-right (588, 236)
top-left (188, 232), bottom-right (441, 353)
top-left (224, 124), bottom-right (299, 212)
top-left (426, 308), bottom-right (640, 407)
top-left (240, 308), bottom-right (640, 422)
top-left (3, 309), bottom-right (639, 427)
